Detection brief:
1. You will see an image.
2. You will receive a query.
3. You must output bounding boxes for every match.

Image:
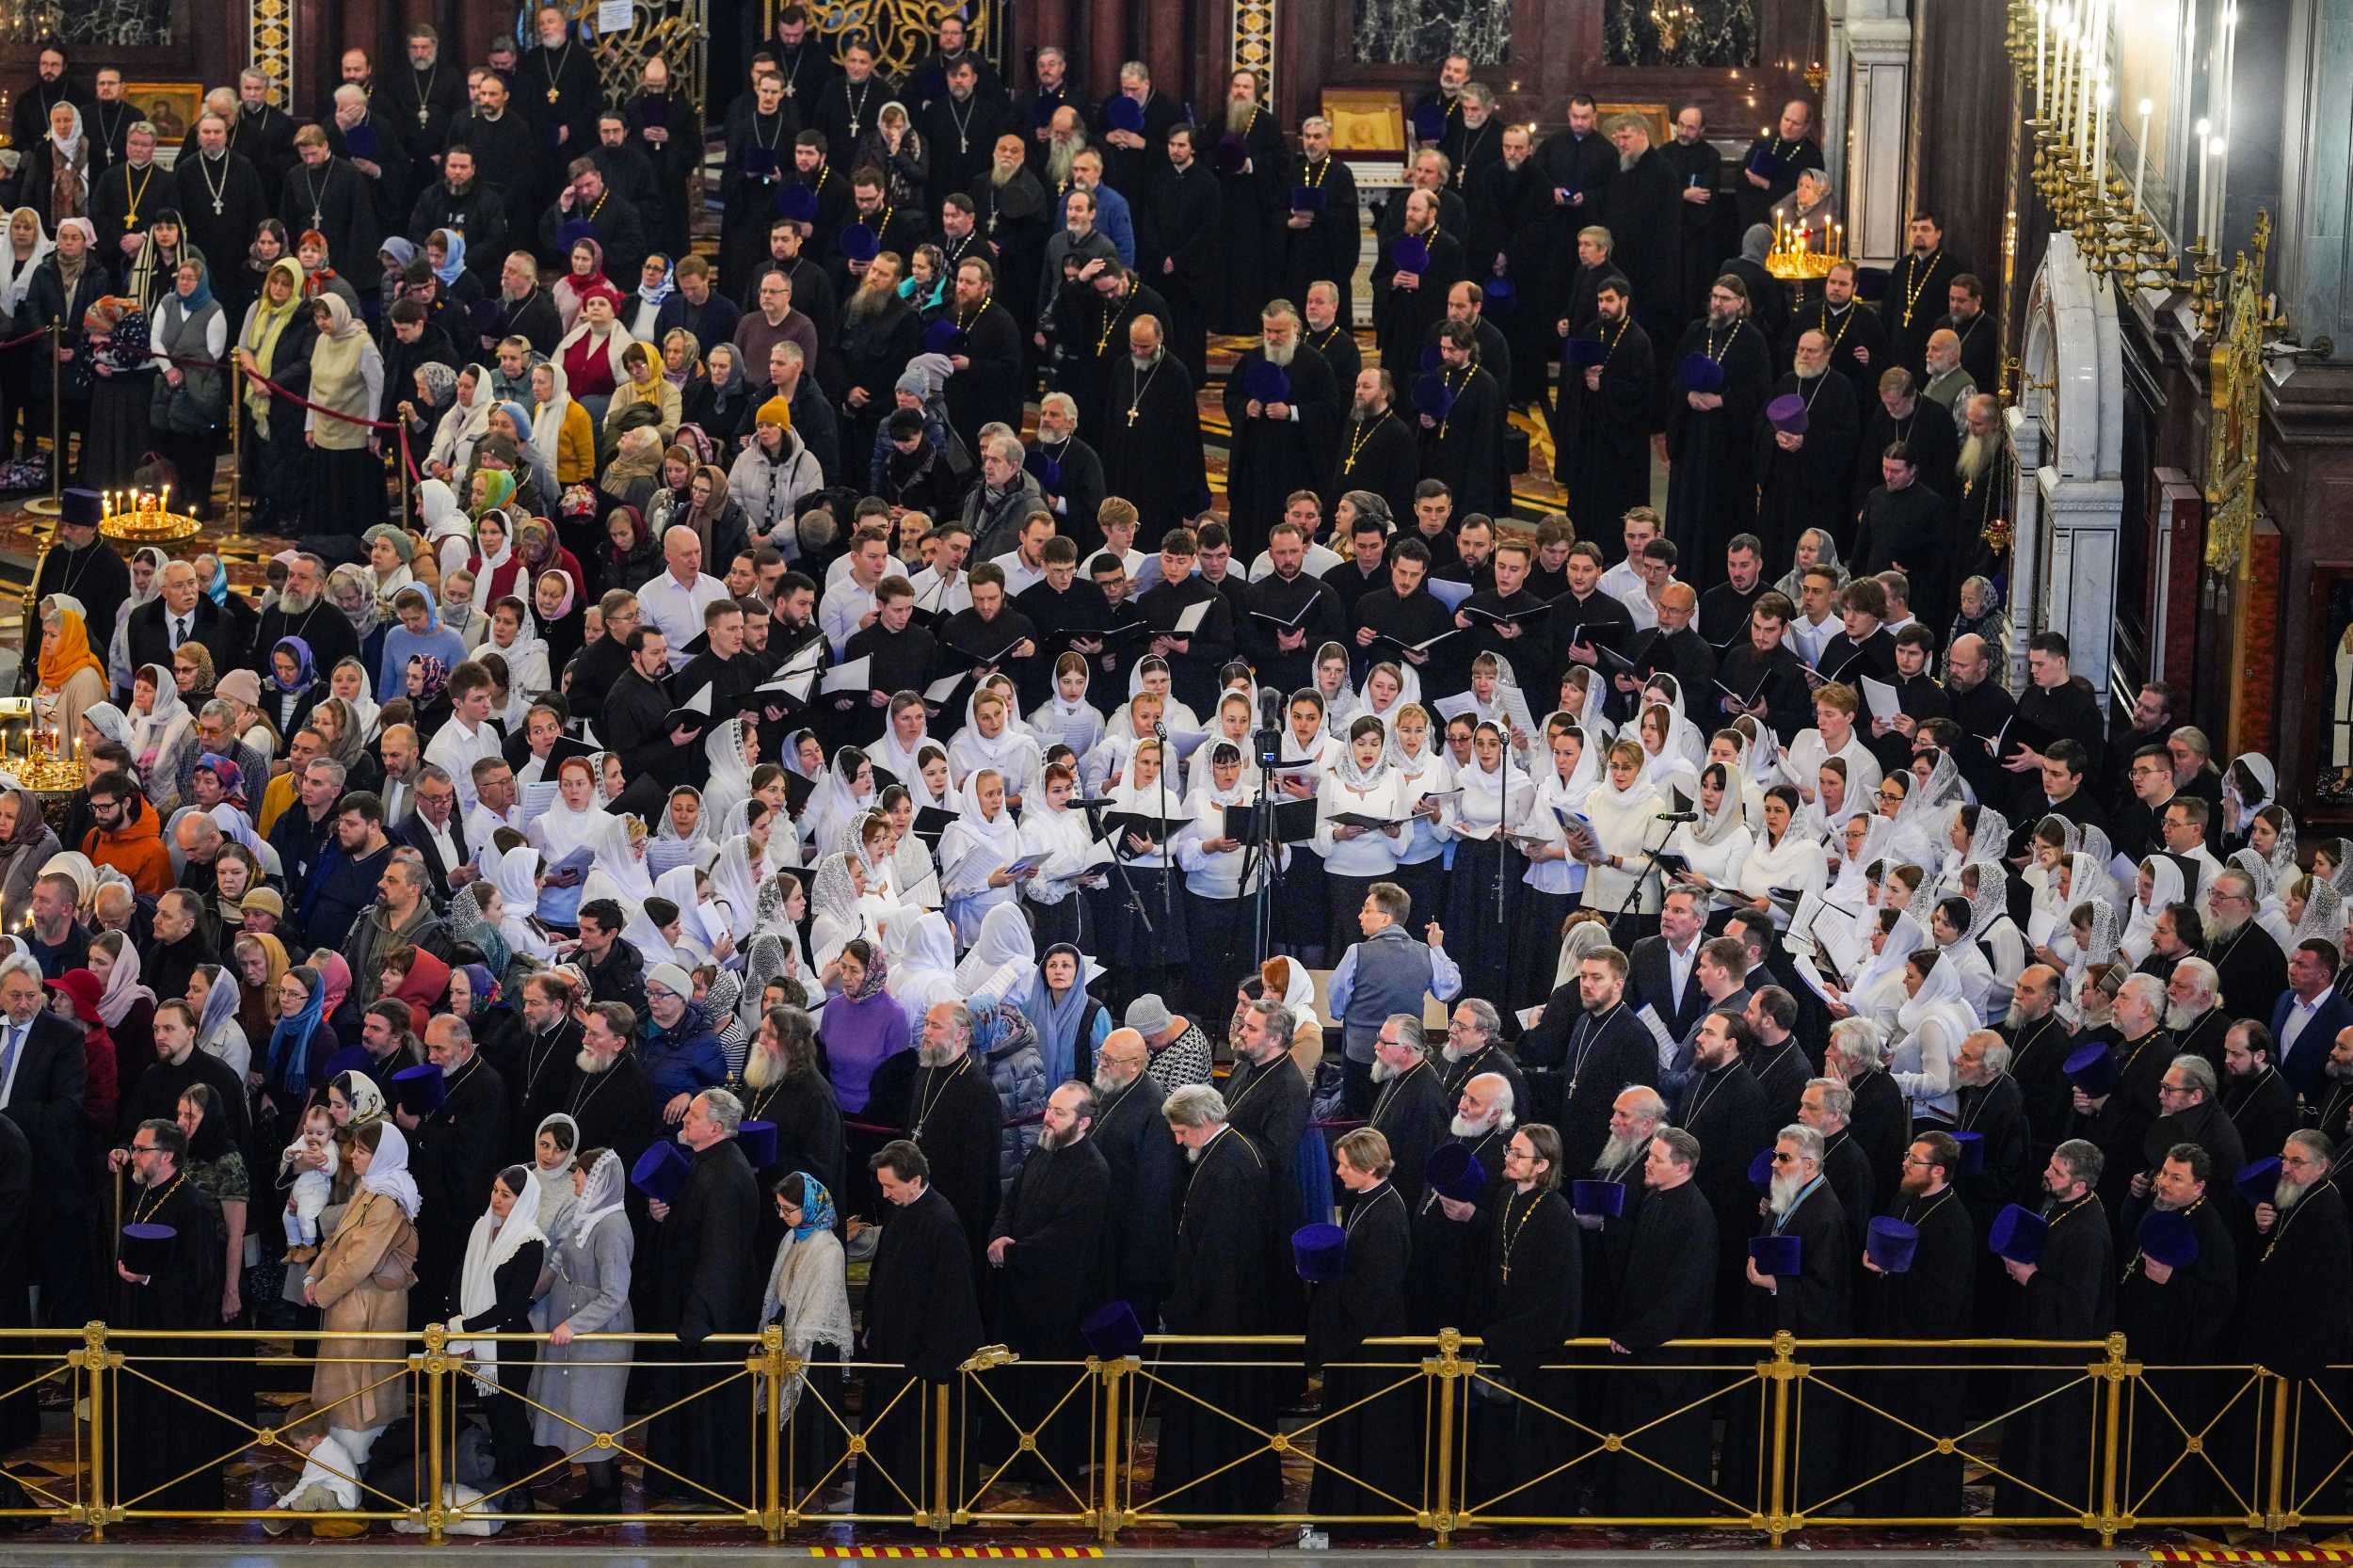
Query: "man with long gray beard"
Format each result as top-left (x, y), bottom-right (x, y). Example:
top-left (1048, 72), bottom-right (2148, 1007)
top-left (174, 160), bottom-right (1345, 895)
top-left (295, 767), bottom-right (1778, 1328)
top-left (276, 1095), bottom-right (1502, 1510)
top-left (1084, 1029), bottom-right (1177, 1322)
top-left (1222, 298), bottom-right (1340, 559)
top-left (1403, 1071), bottom-right (1515, 1334)
top-left (563, 1000), bottom-right (659, 1174)
top-left (984, 1082), bottom-right (1111, 1482)
top-left (2073, 971), bottom-right (2172, 1212)
top-left (250, 552), bottom-right (360, 676)
top-left (2204, 869), bottom-right (2288, 1018)
top-left (1726, 1122), bottom-right (1850, 1509)
top-left (1953, 1032), bottom-right (2031, 1219)
top-left (2241, 1128), bottom-right (2352, 1496)
top-left (1209, 69), bottom-right (1289, 334)
top-left (2163, 956), bottom-right (2231, 1076)
top-left (909, 1001), bottom-right (1006, 1264)
top-left (834, 252), bottom-right (920, 473)
top-left (2001, 964), bottom-right (2074, 1160)
top-left (2222, 1020), bottom-right (2298, 1169)
top-left (1577, 1085), bottom-right (1666, 1331)
top-left (970, 134), bottom-right (1049, 337)
top-left (1369, 1012), bottom-right (1449, 1208)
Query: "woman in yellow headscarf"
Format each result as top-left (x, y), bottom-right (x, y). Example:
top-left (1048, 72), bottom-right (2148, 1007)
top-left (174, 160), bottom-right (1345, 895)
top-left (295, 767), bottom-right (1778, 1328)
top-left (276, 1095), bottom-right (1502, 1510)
top-left (234, 256), bottom-right (311, 535)
top-left (34, 592), bottom-right (106, 744)
top-left (601, 337), bottom-right (680, 454)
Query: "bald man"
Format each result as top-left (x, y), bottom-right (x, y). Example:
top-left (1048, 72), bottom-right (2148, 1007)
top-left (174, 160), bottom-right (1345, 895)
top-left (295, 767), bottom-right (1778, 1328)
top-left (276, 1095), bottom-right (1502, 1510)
top-left (634, 524), bottom-right (730, 671)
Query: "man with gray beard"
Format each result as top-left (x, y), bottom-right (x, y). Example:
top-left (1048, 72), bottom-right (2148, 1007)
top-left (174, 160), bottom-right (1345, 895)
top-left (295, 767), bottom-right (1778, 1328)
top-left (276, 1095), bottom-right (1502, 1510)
top-left (1209, 69), bottom-right (1289, 334)
top-left (834, 251), bottom-right (919, 470)
top-left (1222, 298), bottom-right (1340, 558)
top-left (1039, 104), bottom-right (1086, 191)
top-left (2001, 964), bottom-right (2073, 1158)
top-left (2241, 1129), bottom-right (2353, 1492)
top-left (1369, 1012), bottom-right (1449, 1208)
top-left (2204, 868), bottom-right (2288, 1017)
top-left (2163, 955), bottom-right (2231, 1075)
top-left (1082, 1028), bottom-right (1176, 1323)
top-left (1727, 1122), bottom-right (1850, 1509)
top-left (908, 1001), bottom-right (1006, 1263)
top-left (1404, 1071), bottom-right (1515, 1334)
top-left (250, 552), bottom-right (360, 676)
top-left (1577, 1085), bottom-right (1666, 1331)
top-left (970, 132), bottom-right (1049, 336)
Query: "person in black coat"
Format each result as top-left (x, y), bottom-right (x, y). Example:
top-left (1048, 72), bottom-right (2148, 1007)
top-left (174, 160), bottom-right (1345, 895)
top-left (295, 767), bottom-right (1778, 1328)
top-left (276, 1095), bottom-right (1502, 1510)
top-left (2239, 1131), bottom-right (2352, 1506)
top-left (446, 1163), bottom-right (550, 1495)
top-left (1753, 331), bottom-right (1862, 568)
top-left (1853, 443), bottom-right (1960, 650)
top-left (1731, 1124), bottom-right (1851, 1508)
top-left (1372, 190), bottom-right (1458, 393)
top-left (1683, 1013), bottom-right (1775, 1322)
top-left (2222, 1020), bottom-right (2300, 1177)
top-left (401, 1019), bottom-right (510, 1325)
top-left (1465, 1124), bottom-right (1580, 1514)
top-left (0, 961), bottom-right (88, 1327)
top-left (1222, 312), bottom-right (1340, 561)
top-left (905, 1000), bottom-right (1005, 1267)
top-left (125, 561), bottom-right (238, 680)
top-left (1519, 946), bottom-right (1655, 1171)
top-left (1140, 127), bottom-right (1221, 384)
top-left (856, 1138), bottom-right (985, 1514)
top-left (1993, 1140), bottom-right (2115, 1515)
top-left (2117, 1143), bottom-right (2239, 1516)
top-left (1405, 1098), bottom-right (1514, 1337)
top-left (643, 1094), bottom-right (763, 1502)
top-left (1855, 1130), bottom-right (1977, 1517)
top-left (1284, 125), bottom-right (1361, 324)
top-left (1662, 281), bottom-right (1771, 576)
top-left (1305, 1128), bottom-right (1415, 1518)
top-left (1850, 367), bottom-right (1961, 517)
top-left (1367, 1021), bottom-right (1450, 1210)
top-left (1155, 1088), bottom-right (1282, 1512)
top-left (1086, 1032), bottom-right (1177, 1323)
top-left (1606, 1127), bottom-right (1718, 1513)
top-left (981, 1083), bottom-right (1111, 1485)
top-left (1552, 277), bottom-right (1653, 539)
top-left (23, 236), bottom-right (112, 474)
top-left (1224, 1000), bottom-right (1314, 1321)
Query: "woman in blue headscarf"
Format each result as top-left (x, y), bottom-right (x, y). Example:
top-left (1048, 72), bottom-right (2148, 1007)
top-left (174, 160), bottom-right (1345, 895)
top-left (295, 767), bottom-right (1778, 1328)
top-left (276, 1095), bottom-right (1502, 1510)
top-left (1025, 943), bottom-right (1109, 1086)
top-left (264, 634), bottom-right (322, 746)
top-left (263, 961), bottom-right (337, 1143)
top-left (425, 228), bottom-right (480, 307)
top-left (759, 1170), bottom-right (851, 1485)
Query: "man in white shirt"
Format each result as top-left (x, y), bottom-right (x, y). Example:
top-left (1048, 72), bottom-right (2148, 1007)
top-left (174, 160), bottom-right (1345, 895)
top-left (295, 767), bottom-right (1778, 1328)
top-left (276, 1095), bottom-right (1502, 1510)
top-left (1098, 501), bottom-right (1160, 593)
top-left (635, 526), bottom-right (729, 671)
top-left (1784, 684), bottom-right (1884, 808)
top-left (1246, 491), bottom-right (1345, 582)
top-left (1620, 538), bottom-right (1677, 633)
top-left (1791, 562), bottom-right (1843, 669)
top-left (2161, 796), bottom-right (2225, 897)
top-left (820, 523), bottom-right (895, 655)
top-left (463, 753), bottom-right (521, 848)
top-left (907, 520), bottom-right (975, 617)
top-left (423, 664), bottom-right (506, 813)
top-left (1597, 505), bottom-right (1659, 611)
top-left (987, 509), bottom-right (1056, 598)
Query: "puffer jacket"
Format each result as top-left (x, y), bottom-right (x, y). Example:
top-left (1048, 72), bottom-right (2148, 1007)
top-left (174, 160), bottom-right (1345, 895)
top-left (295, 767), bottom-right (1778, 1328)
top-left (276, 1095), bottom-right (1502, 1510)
top-left (726, 427), bottom-right (824, 553)
top-left (639, 997), bottom-right (728, 1106)
top-left (973, 990), bottom-right (1046, 1184)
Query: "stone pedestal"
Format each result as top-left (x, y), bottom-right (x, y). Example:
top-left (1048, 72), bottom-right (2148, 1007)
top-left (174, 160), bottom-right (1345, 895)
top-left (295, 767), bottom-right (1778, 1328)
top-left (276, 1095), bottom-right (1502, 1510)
top-left (1827, 0), bottom-right (1912, 266)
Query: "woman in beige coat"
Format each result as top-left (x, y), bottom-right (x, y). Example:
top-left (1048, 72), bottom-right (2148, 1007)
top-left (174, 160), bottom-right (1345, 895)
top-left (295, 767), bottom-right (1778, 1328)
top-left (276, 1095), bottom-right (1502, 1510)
top-left (301, 1119), bottom-right (420, 1463)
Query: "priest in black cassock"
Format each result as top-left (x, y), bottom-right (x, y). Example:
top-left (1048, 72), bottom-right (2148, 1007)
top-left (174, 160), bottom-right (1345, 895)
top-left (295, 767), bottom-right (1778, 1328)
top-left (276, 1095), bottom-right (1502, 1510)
top-left (1100, 315), bottom-right (1209, 537)
top-left (1284, 121), bottom-right (1361, 326)
top-left (175, 117), bottom-right (271, 323)
top-left (971, 140), bottom-right (1051, 338)
top-left (1373, 190), bottom-right (1461, 392)
top-left (110, 1120), bottom-right (229, 1513)
top-left (382, 28), bottom-right (469, 197)
top-left (403, 1024), bottom-right (509, 1324)
top-left (1223, 302), bottom-right (1340, 561)
top-left (1305, 1128), bottom-right (1416, 1518)
top-left (116, 1000), bottom-right (250, 1151)
top-left (2117, 1144), bottom-right (2238, 1516)
top-left (1607, 1127), bottom-right (1719, 1514)
top-left (907, 1001), bottom-right (1006, 1266)
top-left (919, 60), bottom-right (1008, 220)
top-left (938, 257), bottom-right (1025, 455)
top-left (1790, 262), bottom-right (1889, 410)
top-left (450, 78), bottom-right (539, 241)
top-left (856, 1138), bottom-right (986, 1517)
top-left (1730, 1124), bottom-right (1851, 1509)
top-left (1993, 1141), bottom-right (2115, 1515)
top-left (1882, 214), bottom-right (1966, 376)
top-left (1683, 1015), bottom-right (1776, 1320)
top-left (1552, 274), bottom-right (1653, 540)
top-left (280, 129), bottom-right (382, 283)
top-left (1404, 1084), bottom-right (1515, 1336)
top-left (519, 6), bottom-right (604, 194)
top-left (1734, 102), bottom-right (1825, 235)
top-left (1465, 1125), bottom-right (1580, 1514)
top-left (1142, 126), bottom-right (1221, 382)
top-left (1325, 368), bottom-right (1420, 527)
top-left (718, 74), bottom-right (796, 301)
top-left (983, 1084), bottom-right (1111, 1485)
top-left (1366, 1024), bottom-right (1450, 1209)
top-left (645, 1094), bottom-right (762, 1502)
top-left (1154, 1086), bottom-right (1282, 1512)
top-left (1086, 1032), bottom-right (1178, 1324)
top-left (1350, 546), bottom-right (1454, 690)
top-left (1752, 328), bottom-right (1861, 568)
top-left (1242, 532), bottom-right (1346, 696)
top-left (1601, 115), bottom-right (1686, 379)
top-left (1852, 367), bottom-right (1961, 517)
top-left (1207, 73), bottom-right (1288, 335)
top-left (1415, 321), bottom-right (1507, 519)
top-left (1658, 109), bottom-right (1721, 324)
top-left (842, 584), bottom-right (941, 743)
top-left (2238, 1130), bottom-right (2351, 1511)
top-left (1853, 442), bottom-right (1960, 644)
top-left (1662, 277), bottom-right (1770, 573)
top-left (1052, 265), bottom-right (1170, 451)
top-left (1854, 1131), bottom-right (1976, 1517)
top-left (1223, 1000), bottom-right (1314, 1313)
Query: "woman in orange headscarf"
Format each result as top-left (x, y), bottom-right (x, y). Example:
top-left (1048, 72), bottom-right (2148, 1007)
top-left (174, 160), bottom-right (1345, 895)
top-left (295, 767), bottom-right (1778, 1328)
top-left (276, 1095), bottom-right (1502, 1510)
top-left (34, 592), bottom-right (107, 746)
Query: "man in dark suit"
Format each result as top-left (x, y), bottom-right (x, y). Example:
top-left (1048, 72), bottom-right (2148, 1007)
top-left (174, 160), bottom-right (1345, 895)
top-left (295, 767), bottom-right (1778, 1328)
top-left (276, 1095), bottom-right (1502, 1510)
top-left (1626, 884), bottom-right (1710, 1060)
top-left (124, 558), bottom-right (238, 680)
top-left (2270, 939), bottom-right (2353, 1097)
top-left (0, 953), bottom-right (89, 1326)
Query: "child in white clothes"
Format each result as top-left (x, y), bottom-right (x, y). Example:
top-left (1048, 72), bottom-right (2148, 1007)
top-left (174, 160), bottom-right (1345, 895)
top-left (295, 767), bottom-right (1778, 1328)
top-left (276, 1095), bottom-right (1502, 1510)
top-left (264, 1417), bottom-right (361, 1535)
top-left (281, 1105), bottom-right (339, 1256)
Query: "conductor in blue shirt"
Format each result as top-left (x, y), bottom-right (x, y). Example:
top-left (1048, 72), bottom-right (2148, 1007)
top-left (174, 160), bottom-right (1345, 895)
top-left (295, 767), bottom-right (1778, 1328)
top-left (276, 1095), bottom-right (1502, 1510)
top-left (1328, 880), bottom-right (1464, 1117)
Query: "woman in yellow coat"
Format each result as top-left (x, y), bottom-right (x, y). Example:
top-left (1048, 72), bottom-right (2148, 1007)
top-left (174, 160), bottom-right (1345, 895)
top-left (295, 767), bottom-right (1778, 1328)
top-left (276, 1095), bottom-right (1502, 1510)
top-left (528, 360), bottom-right (598, 488)
top-left (301, 1119), bottom-right (420, 1464)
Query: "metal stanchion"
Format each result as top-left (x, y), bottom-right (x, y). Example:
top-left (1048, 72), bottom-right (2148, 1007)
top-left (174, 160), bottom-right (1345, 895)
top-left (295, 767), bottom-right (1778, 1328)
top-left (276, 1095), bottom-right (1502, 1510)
top-left (2098, 1331), bottom-right (2127, 1544)
top-left (762, 1325), bottom-right (784, 1541)
top-left (82, 1320), bottom-right (106, 1541)
top-left (423, 1321), bottom-right (447, 1544)
top-left (24, 319), bottom-right (58, 516)
top-left (1431, 1328), bottom-right (1462, 1547)
top-left (932, 1381), bottom-right (952, 1540)
top-left (1766, 1330), bottom-right (1795, 1545)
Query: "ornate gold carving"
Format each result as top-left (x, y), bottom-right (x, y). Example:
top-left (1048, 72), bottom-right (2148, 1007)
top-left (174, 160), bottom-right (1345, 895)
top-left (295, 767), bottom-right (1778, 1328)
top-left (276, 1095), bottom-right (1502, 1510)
top-left (770, 0), bottom-right (991, 83)
top-left (545, 0), bottom-right (711, 119)
top-left (1233, 0), bottom-right (1274, 81)
top-left (2203, 210), bottom-right (2271, 581)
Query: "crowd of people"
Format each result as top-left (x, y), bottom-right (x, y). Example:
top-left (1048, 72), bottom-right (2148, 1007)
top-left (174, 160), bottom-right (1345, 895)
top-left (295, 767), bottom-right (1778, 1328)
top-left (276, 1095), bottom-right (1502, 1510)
top-left (0, 16), bottom-right (2329, 1539)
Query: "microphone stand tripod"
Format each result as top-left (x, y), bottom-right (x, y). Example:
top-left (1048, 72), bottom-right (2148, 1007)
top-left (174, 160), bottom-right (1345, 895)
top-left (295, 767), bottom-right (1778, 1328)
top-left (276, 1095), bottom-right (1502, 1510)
top-left (1238, 699), bottom-right (1289, 971)
top-left (1068, 796), bottom-right (1155, 941)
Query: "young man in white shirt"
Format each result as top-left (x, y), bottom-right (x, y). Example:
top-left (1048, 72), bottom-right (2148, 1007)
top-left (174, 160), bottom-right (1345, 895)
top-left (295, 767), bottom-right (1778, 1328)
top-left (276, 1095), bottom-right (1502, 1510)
top-left (987, 508), bottom-right (1057, 599)
top-left (1790, 562), bottom-right (1843, 670)
top-left (1597, 505), bottom-right (1659, 611)
top-left (1784, 681), bottom-right (1884, 809)
top-left (424, 664), bottom-right (506, 813)
top-left (818, 523), bottom-right (895, 655)
top-left (907, 520), bottom-right (975, 618)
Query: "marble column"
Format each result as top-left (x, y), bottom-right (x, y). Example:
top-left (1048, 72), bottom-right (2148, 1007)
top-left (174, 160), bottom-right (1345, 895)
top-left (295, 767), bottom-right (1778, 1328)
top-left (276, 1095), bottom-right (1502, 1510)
top-left (2278, 0), bottom-right (2353, 363)
top-left (1835, 0), bottom-right (1912, 267)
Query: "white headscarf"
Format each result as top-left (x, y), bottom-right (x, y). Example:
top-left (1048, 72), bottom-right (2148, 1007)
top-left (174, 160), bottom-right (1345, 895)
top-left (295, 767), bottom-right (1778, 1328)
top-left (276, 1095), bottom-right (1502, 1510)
top-left (529, 357), bottom-right (575, 473)
top-left (530, 1112), bottom-right (580, 1231)
top-left (589, 813), bottom-right (655, 903)
top-left (569, 1147), bottom-right (626, 1247)
top-left (449, 1177), bottom-right (550, 1369)
top-left (126, 662), bottom-right (193, 773)
top-left (357, 1121), bottom-right (424, 1219)
top-left (953, 901), bottom-right (1035, 994)
top-left (0, 208), bottom-right (54, 315)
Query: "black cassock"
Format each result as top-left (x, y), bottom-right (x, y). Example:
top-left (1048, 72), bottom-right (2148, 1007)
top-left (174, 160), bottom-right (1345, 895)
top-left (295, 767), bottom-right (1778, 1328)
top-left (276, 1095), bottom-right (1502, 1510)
top-left (0, 1115), bottom-right (28, 1454)
top-left (1303, 321), bottom-right (1361, 405)
top-left (1404, 1125), bottom-right (1513, 1336)
top-left (1154, 1126), bottom-right (1281, 1512)
top-left (1601, 148), bottom-right (1687, 385)
top-left (983, 1137), bottom-right (1110, 1486)
top-left (1222, 342), bottom-right (1339, 560)
top-left (408, 1054), bottom-right (509, 1324)
top-left (906, 1054), bottom-right (1004, 1269)
top-left (1553, 317), bottom-right (1654, 542)
top-left (172, 151), bottom-right (270, 318)
top-left (940, 301), bottom-right (1024, 456)
top-left (2119, 1195), bottom-right (2238, 1516)
top-left (2236, 1179), bottom-right (2353, 1506)
top-left (519, 40), bottom-right (604, 199)
top-left (1053, 280), bottom-right (1170, 451)
top-left (1854, 1187), bottom-right (1976, 1517)
top-left (1305, 1180), bottom-right (1416, 1517)
top-left (1323, 408), bottom-right (1419, 527)
top-left (110, 1176), bottom-right (229, 1513)
top-left (1142, 163), bottom-right (1220, 383)
top-left (1090, 1072), bottom-right (1178, 1320)
top-left (1605, 1176), bottom-right (1717, 1514)
top-left (1222, 1051), bottom-right (1312, 1330)
top-left (1789, 298), bottom-right (1890, 414)
top-left (278, 157), bottom-right (381, 280)
top-left (1658, 136), bottom-right (1721, 323)
top-left (1854, 479), bottom-right (1960, 645)
top-left (1366, 1059), bottom-right (1449, 1210)
top-left (1100, 351), bottom-right (1208, 536)
top-left (1417, 360), bottom-right (1506, 518)
top-left (1993, 1192), bottom-right (2114, 1516)
top-left (1209, 106), bottom-right (1288, 334)
top-left (646, 1139), bottom-right (761, 1503)
top-left (1881, 248), bottom-right (1964, 376)
top-left (1733, 134), bottom-right (1824, 235)
top-left (1751, 369), bottom-right (1860, 568)
top-left (1726, 1180), bottom-right (1851, 1510)
top-left (1662, 319), bottom-right (1769, 570)
top-left (1465, 1188), bottom-right (1579, 1514)
top-left (1684, 1059), bottom-right (1775, 1322)
top-left (856, 1184), bottom-right (985, 1516)
top-left (1283, 158), bottom-right (1362, 326)
top-left (1372, 229), bottom-right (1463, 391)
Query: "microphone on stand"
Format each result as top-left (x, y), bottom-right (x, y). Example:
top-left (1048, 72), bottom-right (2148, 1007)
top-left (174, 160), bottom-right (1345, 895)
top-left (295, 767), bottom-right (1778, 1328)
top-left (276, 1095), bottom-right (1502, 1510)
top-left (1654, 810), bottom-right (1700, 824)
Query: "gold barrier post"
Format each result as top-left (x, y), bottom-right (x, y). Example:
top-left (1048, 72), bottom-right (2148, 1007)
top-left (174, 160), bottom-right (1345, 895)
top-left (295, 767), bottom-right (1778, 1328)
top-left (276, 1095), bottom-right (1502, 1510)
top-left (1097, 1355), bottom-right (1122, 1545)
top-left (1432, 1328), bottom-right (1465, 1547)
top-left (931, 1381), bottom-right (952, 1540)
top-left (2265, 1368), bottom-right (2290, 1530)
top-left (761, 1325), bottom-right (783, 1542)
top-left (423, 1321), bottom-right (447, 1544)
top-left (1766, 1330), bottom-right (1795, 1545)
top-left (82, 1320), bottom-right (105, 1543)
top-left (2098, 1331), bottom-right (2127, 1545)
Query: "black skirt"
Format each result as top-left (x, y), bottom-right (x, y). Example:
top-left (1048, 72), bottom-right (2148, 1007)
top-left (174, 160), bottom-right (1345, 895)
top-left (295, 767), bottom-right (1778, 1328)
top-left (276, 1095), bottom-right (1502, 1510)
top-left (1088, 864), bottom-right (1189, 969)
top-left (308, 442), bottom-right (389, 535)
top-left (1444, 839), bottom-right (1524, 1004)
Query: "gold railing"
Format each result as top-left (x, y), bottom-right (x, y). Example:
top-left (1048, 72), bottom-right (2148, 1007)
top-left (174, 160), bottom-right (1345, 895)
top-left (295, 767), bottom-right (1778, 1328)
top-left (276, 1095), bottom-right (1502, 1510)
top-left (0, 1324), bottom-right (2322, 1544)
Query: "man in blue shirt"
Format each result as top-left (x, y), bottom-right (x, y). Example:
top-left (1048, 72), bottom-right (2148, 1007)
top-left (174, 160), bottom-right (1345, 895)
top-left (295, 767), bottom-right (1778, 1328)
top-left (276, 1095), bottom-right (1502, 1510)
top-left (1328, 880), bottom-right (1463, 1116)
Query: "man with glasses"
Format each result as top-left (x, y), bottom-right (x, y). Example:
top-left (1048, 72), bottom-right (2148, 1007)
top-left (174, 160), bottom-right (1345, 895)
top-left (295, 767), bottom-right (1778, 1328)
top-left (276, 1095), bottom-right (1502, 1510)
top-left (2130, 1055), bottom-right (2243, 1229)
top-left (2203, 870), bottom-right (2286, 1021)
top-left (1855, 1130), bottom-right (1974, 1516)
top-left (394, 763), bottom-right (474, 904)
top-left (108, 1115), bottom-right (232, 1511)
top-left (2116, 743), bottom-right (2179, 861)
top-left (2244, 1129), bottom-right (2352, 1496)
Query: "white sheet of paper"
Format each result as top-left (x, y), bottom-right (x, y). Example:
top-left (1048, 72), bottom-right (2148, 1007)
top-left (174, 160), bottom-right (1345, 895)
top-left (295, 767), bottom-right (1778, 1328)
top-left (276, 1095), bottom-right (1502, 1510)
top-left (1790, 952), bottom-right (1841, 1004)
top-left (1174, 600), bottom-right (1211, 635)
top-left (1859, 676), bottom-right (1902, 724)
top-left (1516, 1004), bottom-right (1545, 1029)
top-left (2026, 906), bottom-right (2058, 947)
top-left (822, 656), bottom-right (873, 695)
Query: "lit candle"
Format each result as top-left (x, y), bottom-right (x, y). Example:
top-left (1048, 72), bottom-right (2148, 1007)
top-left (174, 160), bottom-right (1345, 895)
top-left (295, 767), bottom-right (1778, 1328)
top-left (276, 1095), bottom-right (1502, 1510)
top-left (2194, 118), bottom-right (2211, 238)
top-left (2206, 138), bottom-right (2225, 239)
top-left (2035, 0), bottom-right (2049, 117)
top-left (2133, 98), bottom-right (2152, 211)
top-left (2053, 3), bottom-right (2073, 138)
